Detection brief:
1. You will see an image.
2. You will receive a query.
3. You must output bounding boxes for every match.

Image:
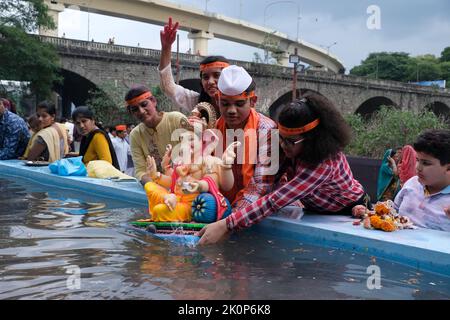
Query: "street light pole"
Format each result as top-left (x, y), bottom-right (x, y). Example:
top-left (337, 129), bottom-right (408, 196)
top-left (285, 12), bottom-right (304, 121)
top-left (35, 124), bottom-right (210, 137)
top-left (322, 41), bottom-right (337, 72)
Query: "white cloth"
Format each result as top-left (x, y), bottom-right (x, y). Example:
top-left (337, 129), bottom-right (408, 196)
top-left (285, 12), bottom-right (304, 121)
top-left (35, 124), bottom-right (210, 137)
top-left (158, 64), bottom-right (199, 114)
top-left (218, 65), bottom-right (252, 95)
top-left (394, 176), bottom-right (450, 232)
top-left (64, 122), bottom-right (74, 142)
top-left (112, 137), bottom-right (131, 172)
top-left (109, 133), bottom-right (118, 143)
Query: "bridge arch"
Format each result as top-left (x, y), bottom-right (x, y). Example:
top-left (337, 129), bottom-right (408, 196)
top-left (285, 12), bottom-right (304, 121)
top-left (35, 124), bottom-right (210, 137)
top-left (424, 101), bottom-right (450, 121)
top-left (268, 89), bottom-right (327, 121)
top-left (53, 69), bottom-right (99, 118)
top-left (355, 96), bottom-right (398, 119)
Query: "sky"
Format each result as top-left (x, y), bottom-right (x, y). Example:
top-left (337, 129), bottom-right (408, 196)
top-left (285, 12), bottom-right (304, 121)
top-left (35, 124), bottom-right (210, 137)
top-left (57, 0), bottom-right (450, 72)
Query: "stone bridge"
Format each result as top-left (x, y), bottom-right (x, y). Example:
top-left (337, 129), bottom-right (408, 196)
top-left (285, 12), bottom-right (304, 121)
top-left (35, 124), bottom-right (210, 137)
top-left (42, 36), bottom-right (450, 120)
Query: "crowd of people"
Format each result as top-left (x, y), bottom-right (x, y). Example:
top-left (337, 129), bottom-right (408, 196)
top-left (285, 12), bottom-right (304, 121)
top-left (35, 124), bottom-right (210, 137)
top-left (0, 18), bottom-right (449, 245)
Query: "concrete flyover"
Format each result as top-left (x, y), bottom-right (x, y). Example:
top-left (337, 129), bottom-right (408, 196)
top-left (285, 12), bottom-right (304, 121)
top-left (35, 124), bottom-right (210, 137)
top-left (41, 0), bottom-right (345, 73)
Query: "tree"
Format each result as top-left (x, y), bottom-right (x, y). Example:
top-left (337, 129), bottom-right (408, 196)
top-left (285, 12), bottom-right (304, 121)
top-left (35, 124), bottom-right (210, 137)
top-left (350, 52), bottom-right (412, 82)
top-left (0, 0), bottom-right (60, 99)
top-left (439, 61), bottom-right (450, 88)
top-left (85, 82), bottom-right (134, 126)
top-left (406, 55), bottom-right (442, 82)
top-left (257, 32), bottom-right (285, 65)
top-left (441, 47), bottom-right (450, 62)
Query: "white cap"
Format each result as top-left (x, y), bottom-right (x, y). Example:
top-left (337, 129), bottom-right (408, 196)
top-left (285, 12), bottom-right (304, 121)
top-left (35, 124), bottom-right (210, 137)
top-left (218, 65), bottom-right (253, 96)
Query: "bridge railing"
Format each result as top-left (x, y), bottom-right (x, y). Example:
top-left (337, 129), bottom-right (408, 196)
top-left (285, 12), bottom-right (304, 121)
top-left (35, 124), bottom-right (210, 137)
top-left (39, 35), bottom-right (449, 95)
top-left (39, 35), bottom-right (203, 64)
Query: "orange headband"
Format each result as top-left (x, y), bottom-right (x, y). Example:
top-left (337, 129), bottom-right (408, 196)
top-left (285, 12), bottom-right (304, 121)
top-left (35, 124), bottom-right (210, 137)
top-left (278, 119), bottom-right (320, 136)
top-left (216, 90), bottom-right (255, 100)
top-left (200, 61), bottom-right (230, 72)
top-left (126, 91), bottom-right (152, 106)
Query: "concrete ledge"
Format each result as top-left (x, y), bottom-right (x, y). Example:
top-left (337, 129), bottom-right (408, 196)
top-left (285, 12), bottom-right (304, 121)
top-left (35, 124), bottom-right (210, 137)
top-left (0, 160), bottom-right (147, 207)
top-left (1, 160), bottom-right (449, 276)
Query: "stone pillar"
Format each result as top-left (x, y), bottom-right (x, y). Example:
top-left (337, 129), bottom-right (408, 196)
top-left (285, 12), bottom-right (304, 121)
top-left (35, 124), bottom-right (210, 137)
top-left (39, 1), bottom-right (65, 37)
top-left (188, 30), bottom-right (214, 56)
top-left (279, 52), bottom-right (290, 67)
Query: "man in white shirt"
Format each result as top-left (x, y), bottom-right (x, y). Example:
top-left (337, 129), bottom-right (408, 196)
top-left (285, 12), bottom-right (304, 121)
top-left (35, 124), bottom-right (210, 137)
top-left (112, 124), bottom-right (131, 173)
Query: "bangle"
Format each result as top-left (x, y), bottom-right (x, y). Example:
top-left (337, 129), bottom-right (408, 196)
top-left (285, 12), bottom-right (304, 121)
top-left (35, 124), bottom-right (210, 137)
top-left (220, 163), bottom-right (233, 170)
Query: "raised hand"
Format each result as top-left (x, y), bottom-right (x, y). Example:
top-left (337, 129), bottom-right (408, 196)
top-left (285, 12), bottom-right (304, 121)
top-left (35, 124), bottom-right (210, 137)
top-left (160, 17), bottom-right (179, 50)
top-left (146, 155), bottom-right (158, 179)
top-left (222, 141), bottom-right (241, 166)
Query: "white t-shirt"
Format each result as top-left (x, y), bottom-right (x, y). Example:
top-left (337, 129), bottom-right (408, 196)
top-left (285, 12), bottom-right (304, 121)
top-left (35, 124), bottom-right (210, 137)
top-left (394, 176), bottom-right (450, 232)
top-left (113, 137), bottom-right (131, 172)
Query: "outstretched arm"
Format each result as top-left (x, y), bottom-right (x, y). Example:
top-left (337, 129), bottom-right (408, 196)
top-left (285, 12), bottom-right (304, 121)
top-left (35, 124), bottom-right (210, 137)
top-left (159, 17), bottom-right (179, 70)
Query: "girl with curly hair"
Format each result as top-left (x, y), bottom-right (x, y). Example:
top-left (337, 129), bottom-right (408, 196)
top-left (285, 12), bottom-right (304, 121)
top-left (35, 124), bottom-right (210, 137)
top-left (198, 92), bottom-right (368, 245)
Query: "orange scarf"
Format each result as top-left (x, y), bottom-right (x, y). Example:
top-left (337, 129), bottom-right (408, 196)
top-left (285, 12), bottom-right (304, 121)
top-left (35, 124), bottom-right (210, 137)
top-left (216, 109), bottom-right (260, 203)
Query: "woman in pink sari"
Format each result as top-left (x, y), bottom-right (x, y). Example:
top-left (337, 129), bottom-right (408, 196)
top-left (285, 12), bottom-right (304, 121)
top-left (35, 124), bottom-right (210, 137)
top-left (398, 145), bottom-right (417, 186)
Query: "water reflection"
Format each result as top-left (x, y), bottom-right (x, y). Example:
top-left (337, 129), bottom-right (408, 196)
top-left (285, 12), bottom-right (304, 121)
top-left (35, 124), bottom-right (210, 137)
top-left (0, 177), bottom-right (448, 300)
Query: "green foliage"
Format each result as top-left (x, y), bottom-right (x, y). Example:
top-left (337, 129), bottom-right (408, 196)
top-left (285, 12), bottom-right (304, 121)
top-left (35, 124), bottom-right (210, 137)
top-left (441, 47), bottom-right (450, 62)
top-left (85, 82), bottom-right (133, 127)
top-left (440, 61), bottom-right (450, 88)
top-left (0, 26), bottom-right (60, 99)
top-left (345, 106), bottom-right (448, 158)
top-left (0, 0), bottom-right (55, 32)
top-left (257, 32), bottom-right (285, 65)
top-left (350, 50), bottom-right (450, 84)
top-left (0, 0), bottom-right (59, 99)
top-left (150, 85), bottom-right (178, 113)
top-left (350, 52), bottom-right (412, 81)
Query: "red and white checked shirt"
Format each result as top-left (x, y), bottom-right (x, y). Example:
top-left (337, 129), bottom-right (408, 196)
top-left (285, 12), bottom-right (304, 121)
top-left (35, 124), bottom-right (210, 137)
top-left (226, 152), bottom-right (365, 230)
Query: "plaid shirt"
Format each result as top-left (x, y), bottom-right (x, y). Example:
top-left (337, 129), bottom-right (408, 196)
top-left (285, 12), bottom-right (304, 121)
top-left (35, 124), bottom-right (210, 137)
top-left (0, 110), bottom-right (30, 160)
top-left (229, 113), bottom-right (277, 211)
top-left (226, 152), bottom-right (365, 230)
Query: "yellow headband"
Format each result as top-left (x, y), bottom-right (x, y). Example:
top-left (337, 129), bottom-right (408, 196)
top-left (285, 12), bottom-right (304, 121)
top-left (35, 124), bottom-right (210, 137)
top-left (278, 119), bottom-right (320, 136)
top-left (126, 91), bottom-right (152, 106)
top-left (200, 61), bottom-right (230, 72)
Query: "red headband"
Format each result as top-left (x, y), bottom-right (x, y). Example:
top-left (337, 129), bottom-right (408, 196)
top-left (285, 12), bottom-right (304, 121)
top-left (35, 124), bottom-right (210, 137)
top-left (278, 119), bottom-right (320, 136)
top-left (216, 90), bottom-right (255, 100)
top-left (126, 91), bottom-right (152, 106)
top-left (200, 61), bottom-right (230, 72)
